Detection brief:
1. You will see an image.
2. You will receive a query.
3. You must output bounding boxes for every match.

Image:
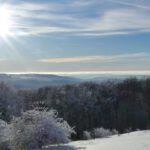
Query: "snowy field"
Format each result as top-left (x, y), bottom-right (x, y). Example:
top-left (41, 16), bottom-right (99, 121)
top-left (37, 130), bottom-right (150, 150)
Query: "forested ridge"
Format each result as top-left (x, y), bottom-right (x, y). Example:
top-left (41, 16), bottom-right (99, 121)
top-left (0, 77), bottom-right (150, 140)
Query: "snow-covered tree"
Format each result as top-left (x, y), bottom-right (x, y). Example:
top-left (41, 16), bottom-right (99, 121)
top-left (0, 82), bottom-right (23, 121)
top-left (0, 119), bottom-right (11, 150)
top-left (10, 110), bottom-right (75, 150)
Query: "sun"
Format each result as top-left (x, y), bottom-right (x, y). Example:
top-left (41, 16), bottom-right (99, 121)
top-left (0, 6), bottom-right (12, 37)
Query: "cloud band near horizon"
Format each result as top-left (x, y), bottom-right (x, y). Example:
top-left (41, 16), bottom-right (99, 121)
top-left (39, 53), bottom-right (150, 63)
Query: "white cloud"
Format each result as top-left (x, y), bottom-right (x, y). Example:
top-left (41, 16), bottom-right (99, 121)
top-left (108, 0), bottom-right (150, 10)
top-left (80, 9), bottom-right (150, 34)
top-left (39, 53), bottom-right (150, 63)
top-left (4, 0), bottom-right (150, 36)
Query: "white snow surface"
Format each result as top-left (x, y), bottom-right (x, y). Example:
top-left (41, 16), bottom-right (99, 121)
top-left (35, 130), bottom-right (150, 150)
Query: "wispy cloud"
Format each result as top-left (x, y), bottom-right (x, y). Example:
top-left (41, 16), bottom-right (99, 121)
top-left (39, 53), bottom-right (150, 63)
top-left (108, 0), bottom-right (150, 10)
top-left (4, 0), bottom-right (150, 36)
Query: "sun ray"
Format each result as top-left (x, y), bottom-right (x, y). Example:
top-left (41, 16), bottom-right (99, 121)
top-left (0, 6), bottom-right (13, 37)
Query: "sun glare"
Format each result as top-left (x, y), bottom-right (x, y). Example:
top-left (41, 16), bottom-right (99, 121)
top-left (0, 6), bottom-right (12, 37)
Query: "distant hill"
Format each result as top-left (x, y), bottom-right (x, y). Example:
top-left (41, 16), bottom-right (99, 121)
top-left (0, 73), bottom-right (149, 89)
top-left (0, 74), bottom-right (81, 89)
top-left (86, 74), bottom-right (150, 83)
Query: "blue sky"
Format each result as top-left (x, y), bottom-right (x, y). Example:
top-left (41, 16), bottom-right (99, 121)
top-left (0, 0), bottom-right (150, 73)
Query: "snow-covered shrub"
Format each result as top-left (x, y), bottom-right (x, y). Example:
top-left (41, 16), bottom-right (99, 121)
top-left (10, 110), bottom-right (75, 150)
top-left (0, 119), bottom-right (11, 150)
top-left (83, 131), bottom-right (91, 140)
top-left (111, 129), bottom-right (119, 135)
top-left (125, 127), bottom-right (132, 133)
top-left (83, 128), bottom-right (119, 140)
top-left (92, 127), bottom-right (113, 138)
top-left (135, 128), bottom-right (140, 131)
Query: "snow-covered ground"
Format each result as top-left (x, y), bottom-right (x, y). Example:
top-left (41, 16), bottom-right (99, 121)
top-left (70, 130), bottom-right (150, 150)
top-left (36, 130), bottom-right (150, 150)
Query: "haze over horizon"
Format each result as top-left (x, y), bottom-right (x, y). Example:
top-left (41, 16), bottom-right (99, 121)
top-left (0, 0), bottom-right (149, 73)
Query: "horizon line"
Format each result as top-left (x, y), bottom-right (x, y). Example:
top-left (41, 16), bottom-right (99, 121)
top-left (0, 70), bottom-right (150, 75)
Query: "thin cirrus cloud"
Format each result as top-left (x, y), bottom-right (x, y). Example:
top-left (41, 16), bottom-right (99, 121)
top-left (107, 0), bottom-right (150, 10)
top-left (5, 0), bottom-right (150, 36)
top-left (39, 53), bottom-right (150, 63)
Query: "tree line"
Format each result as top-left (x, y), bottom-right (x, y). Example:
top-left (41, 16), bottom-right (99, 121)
top-left (0, 77), bottom-right (150, 140)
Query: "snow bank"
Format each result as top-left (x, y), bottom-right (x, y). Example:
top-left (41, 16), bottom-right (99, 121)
top-left (35, 130), bottom-right (150, 150)
top-left (70, 130), bottom-right (150, 150)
